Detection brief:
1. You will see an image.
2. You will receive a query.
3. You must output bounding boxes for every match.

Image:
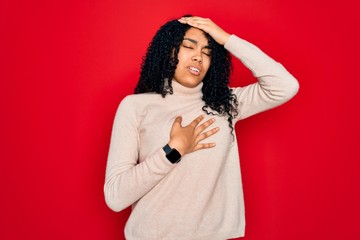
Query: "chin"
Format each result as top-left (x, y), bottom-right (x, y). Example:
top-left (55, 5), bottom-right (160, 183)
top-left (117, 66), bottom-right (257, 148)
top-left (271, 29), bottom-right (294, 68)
top-left (184, 82), bottom-right (201, 88)
top-left (178, 79), bottom-right (203, 88)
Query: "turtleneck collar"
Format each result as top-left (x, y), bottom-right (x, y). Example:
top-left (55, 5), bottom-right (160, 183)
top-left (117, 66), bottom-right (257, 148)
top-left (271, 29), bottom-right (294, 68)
top-left (171, 80), bottom-right (203, 97)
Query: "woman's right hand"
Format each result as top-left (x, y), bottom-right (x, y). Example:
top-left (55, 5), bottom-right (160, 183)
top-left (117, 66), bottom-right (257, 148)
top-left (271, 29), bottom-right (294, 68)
top-left (168, 115), bottom-right (219, 156)
top-left (178, 16), bottom-right (231, 46)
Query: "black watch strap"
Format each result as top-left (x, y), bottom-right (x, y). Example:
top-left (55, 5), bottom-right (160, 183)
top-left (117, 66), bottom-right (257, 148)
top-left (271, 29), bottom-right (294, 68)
top-left (163, 144), bottom-right (181, 164)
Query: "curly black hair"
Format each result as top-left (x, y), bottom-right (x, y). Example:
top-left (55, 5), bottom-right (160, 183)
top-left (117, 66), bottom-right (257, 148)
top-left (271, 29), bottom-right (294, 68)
top-left (135, 16), bottom-right (239, 135)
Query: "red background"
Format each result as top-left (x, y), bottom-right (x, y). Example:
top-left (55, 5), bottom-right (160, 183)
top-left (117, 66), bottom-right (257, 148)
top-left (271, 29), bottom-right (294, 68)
top-left (1, 0), bottom-right (359, 239)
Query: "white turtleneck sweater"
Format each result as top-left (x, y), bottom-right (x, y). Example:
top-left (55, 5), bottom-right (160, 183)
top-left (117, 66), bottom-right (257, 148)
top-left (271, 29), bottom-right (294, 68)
top-left (104, 35), bottom-right (299, 240)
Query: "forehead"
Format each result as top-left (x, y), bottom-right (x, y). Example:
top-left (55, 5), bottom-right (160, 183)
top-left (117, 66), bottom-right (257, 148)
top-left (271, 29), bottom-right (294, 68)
top-left (183, 27), bottom-right (208, 45)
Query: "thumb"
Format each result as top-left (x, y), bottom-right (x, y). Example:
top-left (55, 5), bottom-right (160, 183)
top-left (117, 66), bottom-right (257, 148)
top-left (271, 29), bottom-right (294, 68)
top-left (173, 116), bottom-right (182, 126)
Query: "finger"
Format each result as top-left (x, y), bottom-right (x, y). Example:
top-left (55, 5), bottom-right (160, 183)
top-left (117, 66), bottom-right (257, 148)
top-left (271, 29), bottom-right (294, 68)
top-left (194, 118), bottom-right (216, 135)
top-left (196, 127), bottom-right (220, 142)
top-left (181, 16), bottom-right (210, 22)
top-left (187, 19), bottom-right (209, 27)
top-left (172, 116), bottom-right (183, 127)
top-left (193, 142), bottom-right (216, 151)
top-left (178, 17), bottom-right (211, 29)
top-left (189, 114), bottom-right (205, 128)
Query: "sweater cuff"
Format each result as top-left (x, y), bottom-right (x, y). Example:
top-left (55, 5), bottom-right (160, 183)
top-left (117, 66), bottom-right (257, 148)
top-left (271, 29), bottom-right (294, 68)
top-left (224, 34), bottom-right (262, 62)
top-left (149, 147), bottom-right (176, 174)
top-left (223, 34), bottom-right (281, 77)
top-left (224, 34), bottom-right (245, 53)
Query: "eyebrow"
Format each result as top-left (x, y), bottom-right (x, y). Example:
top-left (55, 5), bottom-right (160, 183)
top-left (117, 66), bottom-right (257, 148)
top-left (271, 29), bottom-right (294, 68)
top-left (183, 38), bottom-right (210, 49)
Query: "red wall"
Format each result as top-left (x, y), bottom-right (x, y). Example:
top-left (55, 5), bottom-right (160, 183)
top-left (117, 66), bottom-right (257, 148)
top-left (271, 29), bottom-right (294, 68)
top-left (1, 0), bottom-right (359, 239)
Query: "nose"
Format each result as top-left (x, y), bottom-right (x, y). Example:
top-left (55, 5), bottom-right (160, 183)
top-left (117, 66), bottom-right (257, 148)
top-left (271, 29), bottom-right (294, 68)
top-left (192, 53), bottom-right (202, 64)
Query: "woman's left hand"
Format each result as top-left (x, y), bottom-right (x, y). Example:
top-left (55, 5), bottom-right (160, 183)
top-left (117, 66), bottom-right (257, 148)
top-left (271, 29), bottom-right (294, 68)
top-left (178, 16), bottom-right (231, 45)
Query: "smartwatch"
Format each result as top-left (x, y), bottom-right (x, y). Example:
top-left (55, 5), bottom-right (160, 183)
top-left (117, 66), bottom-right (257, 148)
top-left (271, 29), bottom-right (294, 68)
top-left (163, 144), bottom-right (182, 164)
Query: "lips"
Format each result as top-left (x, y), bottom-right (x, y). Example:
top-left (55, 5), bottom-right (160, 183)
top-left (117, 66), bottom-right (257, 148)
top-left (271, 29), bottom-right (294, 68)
top-left (187, 66), bottom-right (201, 76)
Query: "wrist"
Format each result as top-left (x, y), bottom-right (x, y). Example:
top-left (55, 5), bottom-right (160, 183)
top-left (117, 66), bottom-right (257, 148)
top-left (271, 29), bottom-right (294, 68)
top-left (163, 144), bottom-right (182, 164)
top-left (220, 32), bottom-right (231, 45)
top-left (168, 140), bottom-right (185, 156)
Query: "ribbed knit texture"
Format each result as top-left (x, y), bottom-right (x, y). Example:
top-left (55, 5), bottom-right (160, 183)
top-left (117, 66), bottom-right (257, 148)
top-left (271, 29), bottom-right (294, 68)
top-left (104, 35), bottom-right (299, 240)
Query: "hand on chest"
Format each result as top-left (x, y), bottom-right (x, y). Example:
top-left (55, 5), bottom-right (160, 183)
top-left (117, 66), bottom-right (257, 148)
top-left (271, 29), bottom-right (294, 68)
top-left (138, 104), bottom-right (232, 161)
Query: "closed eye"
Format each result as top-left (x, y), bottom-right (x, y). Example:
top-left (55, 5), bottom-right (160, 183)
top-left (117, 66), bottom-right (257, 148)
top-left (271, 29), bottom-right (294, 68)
top-left (182, 45), bottom-right (193, 49)
top-left (202, 49), bottom-right (211, 56)
top-left (202, 51), bottom-right (211, 56)
top-left (182, 44), bottom-right (211, 56)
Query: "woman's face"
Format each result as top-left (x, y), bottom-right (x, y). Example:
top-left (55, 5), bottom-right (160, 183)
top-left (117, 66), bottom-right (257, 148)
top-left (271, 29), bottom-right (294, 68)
top-left (173, 27), bottom-right (211, 88)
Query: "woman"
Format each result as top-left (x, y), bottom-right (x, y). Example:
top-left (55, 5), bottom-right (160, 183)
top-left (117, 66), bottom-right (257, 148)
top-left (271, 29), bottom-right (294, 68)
top-left (104, 16), bottom-right (299, 239)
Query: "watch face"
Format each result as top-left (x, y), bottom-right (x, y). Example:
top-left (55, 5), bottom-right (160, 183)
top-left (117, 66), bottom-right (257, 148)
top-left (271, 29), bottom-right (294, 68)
top-left (167, 149), bottom-right (181, 164)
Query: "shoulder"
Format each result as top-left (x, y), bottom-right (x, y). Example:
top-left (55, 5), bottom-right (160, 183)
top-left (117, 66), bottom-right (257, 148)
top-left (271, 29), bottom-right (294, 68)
top-left (120, 93), bottom-right (161, 105)
top-left (117, 93), bottom-right (162, 114)
top-left (113, 93), bottom-right (158, 125)
top-left (229, 86), bottom-right (245, 95)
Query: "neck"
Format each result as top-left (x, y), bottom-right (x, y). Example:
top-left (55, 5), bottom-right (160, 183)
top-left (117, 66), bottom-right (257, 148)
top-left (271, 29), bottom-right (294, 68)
top-left (171, 80), bottom-right (203, 97)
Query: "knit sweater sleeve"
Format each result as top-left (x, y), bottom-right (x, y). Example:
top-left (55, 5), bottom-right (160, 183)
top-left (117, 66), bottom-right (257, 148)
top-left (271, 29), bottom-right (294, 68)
top-left (104, 96), bottom-right (175, 212)
top-left (224, 35), bottom-right (299, 121)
